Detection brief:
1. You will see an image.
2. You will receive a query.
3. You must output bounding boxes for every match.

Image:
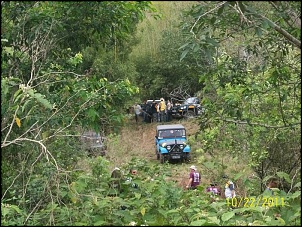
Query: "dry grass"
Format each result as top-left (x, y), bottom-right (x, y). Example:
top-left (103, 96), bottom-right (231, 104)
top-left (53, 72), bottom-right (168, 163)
top-left (104, 116), bottom-right (255, 194)
top-left (105, 116), bottom-right (200, 188)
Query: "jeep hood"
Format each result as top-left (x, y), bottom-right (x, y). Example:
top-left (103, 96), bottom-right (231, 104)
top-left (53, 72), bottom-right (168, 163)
top-left (159, 138), bottom-right (187, 146)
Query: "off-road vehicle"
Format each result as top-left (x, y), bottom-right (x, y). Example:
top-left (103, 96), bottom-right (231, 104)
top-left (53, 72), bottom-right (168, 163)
top-left (155, 124), bottom-right (191, 163)
top-left (171, 97), bottom-right (204, 119)
top-left (81, 131), bottom-right (106, 156)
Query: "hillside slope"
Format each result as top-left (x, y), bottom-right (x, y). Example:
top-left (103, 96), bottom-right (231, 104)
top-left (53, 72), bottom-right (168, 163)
top-left (105, 116), bottom-right (201, 188)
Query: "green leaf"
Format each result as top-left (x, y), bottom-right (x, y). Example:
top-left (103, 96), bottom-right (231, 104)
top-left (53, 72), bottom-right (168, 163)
top-left (10, 205), bottom-right (22, 214)
top-left (180, 49), bottom-right (189, 62)
top-left (206, 37), bottom-right (219, 47)
top-left (208, 216), bottom-right (220, 225)
top-left (27, 89), bottom-right (53, 109)
top-left (1, 206), bottom-right (9, 217)
top-left (3, 46), bottom-right (14, 56)
top-left (261, 19), bottom-right (270, 29)
top-left (1, 78), bottom-right (9, 97)
top-left (193, 43), bottom-right (200, 52)
top-left (166, 209), bottom-right (179, 214)
top-left (221, 211), bottom-right (235, 221)
top-left (293, 182), bottom-right (301, 188)
top-left (238, 2), bottom-right (246, 13)
top-left (21, 99), bottom-right (31, 112)
top-left (210, 17), bottom-right (216, 25)
top-left (13, 89), bottom-right (23, 103)
top-left (190, 219), bottom-right (206, 225)
top-left (93, 220), bottom-right (107, 225)
top-left (290, 191), bottom-right (301, 199)
top-left (217, 4), bottom-right (224, 15)
top-left (276, 172), bottom-right (291, 183)
top-left (265, 18), bottom-right (275, 27)
top-left (255, 27), bottom-right (262, 37)
top-left (178, 42), bottom-right (190, 50)
top-left (87, 108), bottom-right (98, 120)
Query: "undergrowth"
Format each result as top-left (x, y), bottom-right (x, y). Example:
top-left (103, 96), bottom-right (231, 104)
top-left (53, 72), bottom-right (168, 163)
top-left (1, 118), bottom-right (300, 226)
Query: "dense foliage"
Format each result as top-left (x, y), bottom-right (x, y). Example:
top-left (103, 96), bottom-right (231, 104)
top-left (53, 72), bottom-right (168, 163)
top-left (178, 1), bottom-right (301, 192)
top-left (1, 1), bottom-right (301, 226)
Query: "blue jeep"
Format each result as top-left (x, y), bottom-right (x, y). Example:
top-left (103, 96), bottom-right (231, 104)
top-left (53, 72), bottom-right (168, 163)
top-left (155, 124), bottom-right (191, 163)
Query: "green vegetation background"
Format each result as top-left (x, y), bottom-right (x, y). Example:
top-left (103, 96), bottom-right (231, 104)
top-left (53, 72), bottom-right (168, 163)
top-left (1, 1), bottom-right (300, 226)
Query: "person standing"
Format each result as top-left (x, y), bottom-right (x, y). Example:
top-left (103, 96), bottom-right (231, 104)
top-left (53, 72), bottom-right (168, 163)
top-left (223, 175), bottom-right (236, 198)
top-left (109, 167), bottom-right (123, 195)
top-left (145, 101), bottom-right (152, 123)
top-left (156, 101), bottom-right (160, 122)
top-left (166, 100), bottom-right (172, 122)
top-left (141, 100), bottom-right (147, 123)
top-left (151, 100), bottom-right (158, 122)
top-left (134, 103), bottom-right (142, 123)
top-left (159, 98), bottom-right (166, 122)
top-left (186, 165), bottom-right (200, 190)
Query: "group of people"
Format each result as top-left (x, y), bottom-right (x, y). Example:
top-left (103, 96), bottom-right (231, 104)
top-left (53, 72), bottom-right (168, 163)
top-left (185, 165), bottom-right (236, 199)
top-left (186, 165), bottom-right (280, 200)
top-left (109, 167), bottom-right (139, 195)
top-left (137, 98), bottom-right (173, 123)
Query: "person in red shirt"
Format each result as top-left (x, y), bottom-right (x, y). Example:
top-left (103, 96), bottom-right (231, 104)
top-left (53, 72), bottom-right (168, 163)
top-left (206, 183), bottom-right (221, 195)
top-left (186, 165), bottom-right (200, 189)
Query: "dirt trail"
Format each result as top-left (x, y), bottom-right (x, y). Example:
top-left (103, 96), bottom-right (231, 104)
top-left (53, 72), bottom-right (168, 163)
top-left (106, 117), bottom-right (201, 188)
top-left (105, 117), bottom-right (253, 196)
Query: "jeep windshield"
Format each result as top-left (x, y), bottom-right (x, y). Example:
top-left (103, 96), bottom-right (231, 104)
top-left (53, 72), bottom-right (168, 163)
top-left (183, 97), bottom-right (199, 104)
top-left (158, 129), bottom-right (185, 139)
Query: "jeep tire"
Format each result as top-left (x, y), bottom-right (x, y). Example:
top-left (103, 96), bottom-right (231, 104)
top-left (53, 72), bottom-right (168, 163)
top-left (184, 153), bottom-right (191, 163)
top-left (185, 110), bottom-right (195, 119)
top-left (156, 152), bottom-right (160, 160)
top-left (160, 154), bottom-right (166, 163)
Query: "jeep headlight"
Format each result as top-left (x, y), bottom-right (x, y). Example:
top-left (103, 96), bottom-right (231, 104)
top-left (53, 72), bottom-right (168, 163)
top-left (162, 143), bottom-right (167, 147)
top-left (180, 144), bottom-right (184, 149)
top-left (166, 145), bottom-right (171, 150)
top-left (180, 106), bottom-right (185, 109)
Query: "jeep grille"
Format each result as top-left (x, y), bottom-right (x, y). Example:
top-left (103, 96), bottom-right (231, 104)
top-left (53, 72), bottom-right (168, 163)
top-left (167, 144), bottom-right (184, 153)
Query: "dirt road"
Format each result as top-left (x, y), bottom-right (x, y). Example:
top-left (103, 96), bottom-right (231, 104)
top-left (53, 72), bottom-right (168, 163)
top-left (105, 117), bottom-right (201, 188)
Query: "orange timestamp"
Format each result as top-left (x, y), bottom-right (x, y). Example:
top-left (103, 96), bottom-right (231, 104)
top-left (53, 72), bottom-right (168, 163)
top-left (226, 196), bottom-right (285, 208)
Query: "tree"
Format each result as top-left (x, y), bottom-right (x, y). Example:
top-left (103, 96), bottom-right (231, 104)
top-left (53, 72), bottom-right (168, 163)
top-left (178, 1), bottom-right (301, 191)
top-left (1, 1), bottom-right (155, 224)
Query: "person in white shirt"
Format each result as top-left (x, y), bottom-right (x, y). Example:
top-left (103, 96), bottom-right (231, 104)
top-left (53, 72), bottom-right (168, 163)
top-left (223, 175), bottom-right (236, 198)
top-left (134, 103), bottom-right (142, 123)
top-left (166, 100), bottom-right (172, 122)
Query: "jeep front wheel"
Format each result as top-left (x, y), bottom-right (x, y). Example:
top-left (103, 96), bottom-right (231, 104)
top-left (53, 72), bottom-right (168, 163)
top-left (160, 154), bottom-right (166, 163)
top-left (184, 153), bottom-right (191, 163)
top-left (185, 110), bottom-right (195, 119)
top-left (157, 152), bottom-right (160, 160)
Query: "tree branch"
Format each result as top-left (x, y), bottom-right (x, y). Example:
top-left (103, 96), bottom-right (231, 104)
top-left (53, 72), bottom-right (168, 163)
top-left (244, 6), bottom-right (301, 49)
top-left (190, 1), bottom-right (228, 39)
top-left (222, 118), bottom-right (300, 129)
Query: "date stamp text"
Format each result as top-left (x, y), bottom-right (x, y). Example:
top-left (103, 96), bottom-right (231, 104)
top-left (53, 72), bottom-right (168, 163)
top-left (226, 196), bottom-right (285, 208)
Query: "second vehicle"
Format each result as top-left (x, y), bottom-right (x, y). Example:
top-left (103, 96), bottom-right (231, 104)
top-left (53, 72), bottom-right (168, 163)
top-left (171, 97), bottom-right (204, 119)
